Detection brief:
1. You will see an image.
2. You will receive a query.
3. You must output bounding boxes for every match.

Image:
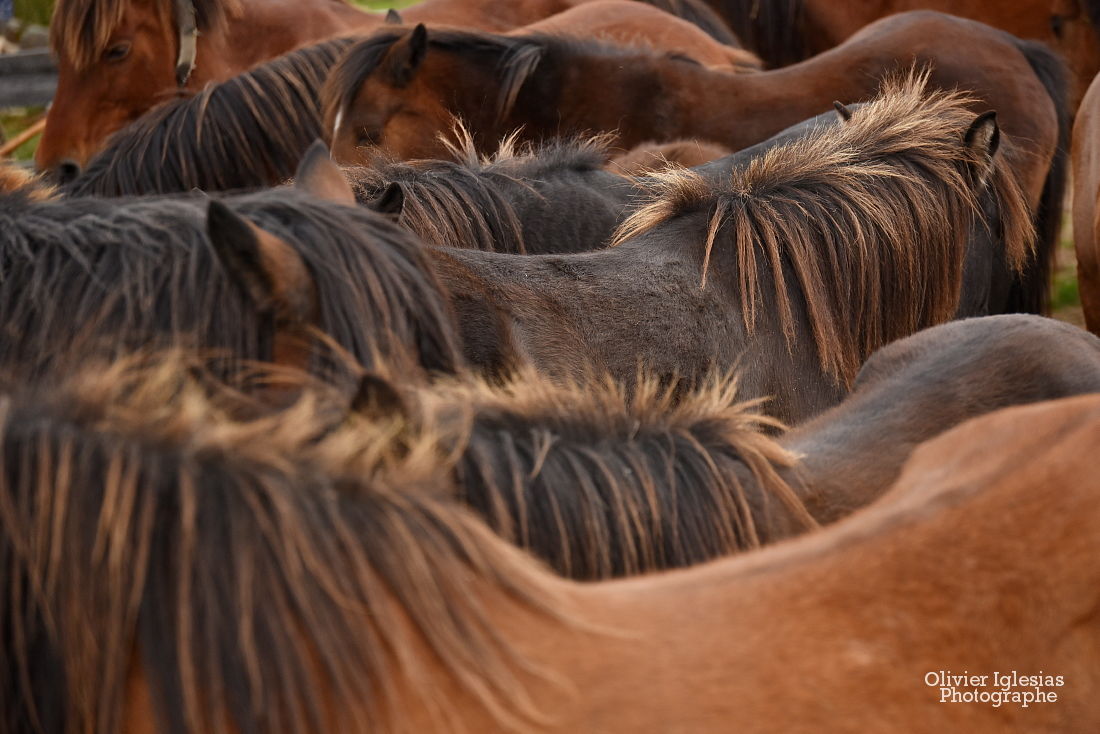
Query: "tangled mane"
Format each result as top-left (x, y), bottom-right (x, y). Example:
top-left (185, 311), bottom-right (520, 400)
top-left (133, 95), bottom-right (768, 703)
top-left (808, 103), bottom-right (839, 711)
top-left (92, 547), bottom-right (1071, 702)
top-left (50, 0), bottom-right (242, 72)
top-left (704, 0), bottom-right (808, 67)
top-left (613, 72), bottom-right (1033, 382)
top-left (0, 187), bottom-right (462, 379)
top-left (67, 39), bottom-right (350, 197)
top-left (0, 161), bottom-right (56, 202)
top-left (344, 130), bottom-right (613, 253)
top-left (359, 369), bottom-right (814, 580)
top-left (0, 354), bottom-right (567, 734)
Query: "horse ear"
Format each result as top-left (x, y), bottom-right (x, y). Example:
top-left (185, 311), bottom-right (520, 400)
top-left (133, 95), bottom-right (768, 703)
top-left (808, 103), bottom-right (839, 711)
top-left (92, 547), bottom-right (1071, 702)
top-left (385, 8), bottom-right (403, 24)
top-left (367, 182), bottom-right (405, 217)
top-left (295, 140), bottom-right (356, 206)
top-left (832, 101), bottom-right (852, 122)
top-left (206, 200), bottom-right (314, 323)
top-left (385, 23), bottom-right (428, 86)
top-left (351, 372), bottom-right (409, 422)
top-left (964, 110), bottom-right (1000, 157)
top-left (964, 111), bottom-right (1000, 185)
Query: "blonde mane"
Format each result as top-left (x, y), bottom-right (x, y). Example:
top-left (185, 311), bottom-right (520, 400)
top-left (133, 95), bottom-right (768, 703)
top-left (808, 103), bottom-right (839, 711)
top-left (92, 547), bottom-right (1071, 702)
top-left (613, 72), bottom-right (1033, 382)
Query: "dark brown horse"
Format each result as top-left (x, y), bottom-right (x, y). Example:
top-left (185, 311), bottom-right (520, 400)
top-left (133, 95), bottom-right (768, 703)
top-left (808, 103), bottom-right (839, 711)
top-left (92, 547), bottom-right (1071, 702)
top-left (37, 0), bottom-right (736, 180)
top-left (343, 101), bottom-right (1024, 318)
top-left (1073, 68), bottom-right (1100, 334)
top-left (345, 133), bottom-right (636, 254)
top-left (5, 348), bottom-right (1100, 732)
top-left (0, 148), bottom-right (462, 381)
top-left (418, 80), bottom-right (1032, 422)
top-left (703, 0), bottom-right (1100, 104)
top-left (350, 314), bottom-right (1100, 581)
top-left (322, 11), bottom-right (1068, 312)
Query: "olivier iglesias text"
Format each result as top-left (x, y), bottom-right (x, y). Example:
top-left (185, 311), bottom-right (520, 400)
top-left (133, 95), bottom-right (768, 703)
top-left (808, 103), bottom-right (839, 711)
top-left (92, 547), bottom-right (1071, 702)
top-left (925, 670), bottom-right (1065, 707)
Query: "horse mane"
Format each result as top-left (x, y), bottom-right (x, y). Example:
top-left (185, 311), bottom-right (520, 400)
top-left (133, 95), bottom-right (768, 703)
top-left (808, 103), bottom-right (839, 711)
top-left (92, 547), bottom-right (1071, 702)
top-left (613, 72), bottom-right (1034, 383)
top-left (50, 0), bottom-right (243, 71)
top-left (1012, 38), bottom-right (1071, 314)
top-left (0, 187), bottom-right (463, 378)
top-left (362, 369), bottom-right (814, 580)
top-left (0, 353), bottom-right (568, 734)
top-left (67, 38), bottom-right (350, 197)
top-left (704, 0), bottom-right (808, 67)
top-left (639, 0), bottom-right (743, 46)
top-left (1084, 0), bottom-right (1100, 40)
top-left (344, 130), bottom-right (613, 252)
top-left (0, 161), bottom-right (56, 202)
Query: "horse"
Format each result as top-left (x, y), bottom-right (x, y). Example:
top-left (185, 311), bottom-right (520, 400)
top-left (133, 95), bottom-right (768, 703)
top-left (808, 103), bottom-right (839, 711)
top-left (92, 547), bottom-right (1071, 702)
top-left (342, 110), bottom-right (856, 254)
top-left (0, 146), bottom-right (463, 382)
top-left (346, 314), bottom-right (1100, 581)
top-left (607, 138), bottom-right (734, 175)
top-left (342, 99), bottom-right (1025, 318)
top-left (499, 0), bottom-right (761, 73)
top-left (413, 79), bottom-right (1032, 423)
top-left (702, 0), bottom-right (1100, 105)
top-left (64, 38), bottom-right (350, 197)
top-left (5, 344), bottom-right (1100, 732)
top-left (1072, 69), bottom-right (1100, 334)
top-left (62, 2), bottom-right (753, 199)
top-left (345, 133), bottom-right (636, 254)
top-left (321, 10), bottom-right (1068, 312)
top-left (37, 0), bottom-right (737, 180)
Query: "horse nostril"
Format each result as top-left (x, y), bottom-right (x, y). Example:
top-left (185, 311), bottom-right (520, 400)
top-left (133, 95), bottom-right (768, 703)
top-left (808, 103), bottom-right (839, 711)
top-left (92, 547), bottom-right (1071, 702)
top-left (57, 160), bottom-right (82, 184)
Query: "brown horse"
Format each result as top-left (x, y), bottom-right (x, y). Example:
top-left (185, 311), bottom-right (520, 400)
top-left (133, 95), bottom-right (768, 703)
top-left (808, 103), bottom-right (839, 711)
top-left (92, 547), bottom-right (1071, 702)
top-left (419, 79), bottom-right (1032, 422)
top-left (514, 0), bottom-right (761, 72)
top-left (321, 11), bottom-right (1068, 311)
top-left (704, 0), bottom-right (1100, 104)
top-left (37, 0), bottom-right (734, 179)
top-left (6, 348), bottom-right (1100, 732)
top-left (1073, 69), bottom-right (1100, 334)
top-left (349, 314), bottom-right (1100, 580)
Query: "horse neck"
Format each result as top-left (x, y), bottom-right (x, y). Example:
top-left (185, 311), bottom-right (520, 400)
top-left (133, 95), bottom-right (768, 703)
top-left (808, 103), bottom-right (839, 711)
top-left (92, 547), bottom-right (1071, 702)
top-left (195, 0), bottom-right (378, 80)
top-left (549, 49), bottom-right (845, 150)
top-left (498, 409), bottom-right (1100, 730)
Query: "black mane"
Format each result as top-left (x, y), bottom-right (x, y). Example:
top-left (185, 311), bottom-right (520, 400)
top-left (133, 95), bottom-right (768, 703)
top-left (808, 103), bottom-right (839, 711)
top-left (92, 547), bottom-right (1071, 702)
top-left (67, 39), bottom-right (351, 197)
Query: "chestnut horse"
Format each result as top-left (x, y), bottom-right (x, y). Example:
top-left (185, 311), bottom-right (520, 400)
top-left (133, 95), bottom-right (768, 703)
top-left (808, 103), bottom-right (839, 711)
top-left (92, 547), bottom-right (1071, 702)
top-left (704, 0), bottom-right (1100, 104)
top-left (1072, 69), bottom-right (1100, 334)
top-left (5, 348), bottom-right (1100, 732)
top-left (66, 38), bottom-right (351, 197)
top-left (37, 0), bottom-right (735, 179)
top-left (421, 80), bottom-right (1033, 422)
top-left (63, 2), bottom-right (753, 198)
top-left (321, 11), bottom-right (1069, 311)
top-left (348, 314), bottom-right (1100, 580)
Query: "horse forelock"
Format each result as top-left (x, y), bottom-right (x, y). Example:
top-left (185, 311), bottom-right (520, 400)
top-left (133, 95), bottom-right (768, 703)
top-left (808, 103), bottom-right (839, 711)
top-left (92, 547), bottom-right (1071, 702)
top-left (0, 354), bottom-right (572, 734)
top-left (614, 71), bottom-right (1033, 382)
top-left (50, 0), bottom-right (242, 71)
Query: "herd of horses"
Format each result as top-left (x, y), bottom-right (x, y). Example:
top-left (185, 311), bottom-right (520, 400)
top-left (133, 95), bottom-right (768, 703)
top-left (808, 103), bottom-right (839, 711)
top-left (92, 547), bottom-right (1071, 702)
top-left (4, 0), bottom-right (1100, 730)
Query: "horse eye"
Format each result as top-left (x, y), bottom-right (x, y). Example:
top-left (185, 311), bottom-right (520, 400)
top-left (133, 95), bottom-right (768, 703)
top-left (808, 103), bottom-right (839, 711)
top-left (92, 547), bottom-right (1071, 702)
top-left (357, 130), bottom-right (380, 148)
top-left (103, 41), bottom-right (132, 63)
